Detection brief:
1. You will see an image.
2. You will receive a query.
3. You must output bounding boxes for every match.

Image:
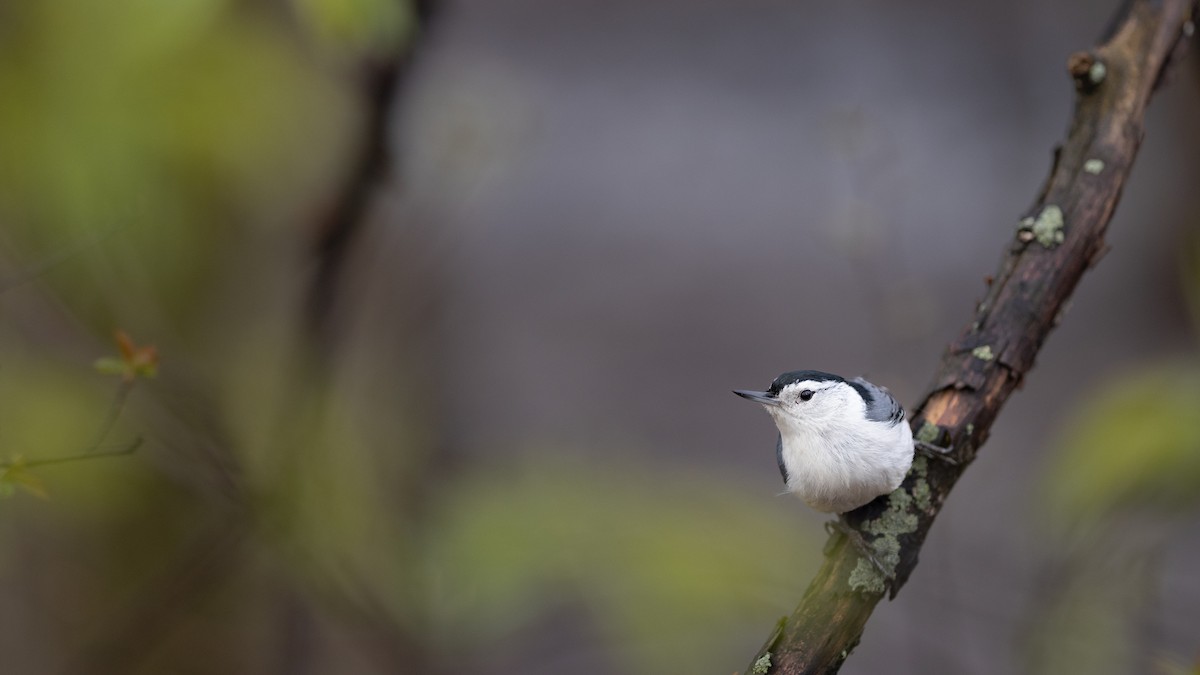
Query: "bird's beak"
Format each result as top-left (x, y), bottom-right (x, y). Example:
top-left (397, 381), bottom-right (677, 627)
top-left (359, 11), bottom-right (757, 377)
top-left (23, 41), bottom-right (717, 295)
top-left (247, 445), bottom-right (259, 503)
top-left (733, 390), bottom-right (780, 406)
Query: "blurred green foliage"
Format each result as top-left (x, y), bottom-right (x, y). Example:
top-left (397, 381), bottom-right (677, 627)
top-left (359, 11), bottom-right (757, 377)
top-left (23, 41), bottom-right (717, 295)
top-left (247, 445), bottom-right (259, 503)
top-left (1041, 233), bottom-right (1200, 526)
top-left (1024, 560), bottom-right (1141, 675)
top-left (0, 0), bottom-right (356, 330)
top-left (1044, 365), bottom-right (1200, 526)
top-left (0, 4), bottom-right (816, 672)
top-left (1032, 234), bottom-right (1200, 675)
top-left (293, 0), bottom-right (415, 57)
top-left (429, 457), bottom-right (816, 672)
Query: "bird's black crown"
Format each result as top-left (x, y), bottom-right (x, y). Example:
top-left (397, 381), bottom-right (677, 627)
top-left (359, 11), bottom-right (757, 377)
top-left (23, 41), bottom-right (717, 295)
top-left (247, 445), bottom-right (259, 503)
top-left (767, 370), bottom-right (847, 394)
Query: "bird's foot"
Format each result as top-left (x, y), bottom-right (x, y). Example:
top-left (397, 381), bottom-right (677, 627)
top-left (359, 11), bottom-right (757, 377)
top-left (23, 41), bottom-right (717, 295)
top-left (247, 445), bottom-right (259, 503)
top-left (825, 517), bottom-right (893, 583)
top-left (914, 440), bottom-right (959, 465)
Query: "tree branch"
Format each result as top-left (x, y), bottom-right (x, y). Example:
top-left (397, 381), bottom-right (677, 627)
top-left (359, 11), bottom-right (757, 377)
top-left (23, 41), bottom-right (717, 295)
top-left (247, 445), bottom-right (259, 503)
top-left (304, 0), bottom-right (442, 349)
top-left (746, 2), bottom-right (1199, 673)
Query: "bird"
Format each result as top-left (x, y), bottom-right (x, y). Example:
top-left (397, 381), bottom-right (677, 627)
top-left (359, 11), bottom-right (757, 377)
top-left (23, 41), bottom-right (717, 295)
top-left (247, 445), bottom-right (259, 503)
top-left (733, 369), bottom-right (914, 514)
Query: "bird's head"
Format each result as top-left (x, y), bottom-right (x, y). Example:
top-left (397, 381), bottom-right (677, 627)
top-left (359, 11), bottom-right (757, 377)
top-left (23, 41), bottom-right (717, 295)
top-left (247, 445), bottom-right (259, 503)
top-left (734, 370), bottom-right (863, 433)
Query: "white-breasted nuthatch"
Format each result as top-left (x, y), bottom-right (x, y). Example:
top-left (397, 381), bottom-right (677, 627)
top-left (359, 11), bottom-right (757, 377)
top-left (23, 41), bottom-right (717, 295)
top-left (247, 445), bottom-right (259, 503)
top-left (734, 370), bottom-right (914, 514)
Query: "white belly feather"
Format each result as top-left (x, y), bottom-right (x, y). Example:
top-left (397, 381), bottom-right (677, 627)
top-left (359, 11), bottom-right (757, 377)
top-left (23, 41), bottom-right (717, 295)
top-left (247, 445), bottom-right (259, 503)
top-left (778, 417), bottom-right (914, 513)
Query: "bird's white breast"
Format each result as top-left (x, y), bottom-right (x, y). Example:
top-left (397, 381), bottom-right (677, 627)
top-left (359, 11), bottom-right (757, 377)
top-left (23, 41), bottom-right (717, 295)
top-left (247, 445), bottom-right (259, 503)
top-left (774, 411), bottom-right (913, 513)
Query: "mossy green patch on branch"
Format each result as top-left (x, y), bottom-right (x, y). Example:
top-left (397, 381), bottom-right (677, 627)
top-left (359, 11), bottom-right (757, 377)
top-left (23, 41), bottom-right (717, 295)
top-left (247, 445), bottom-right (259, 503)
top-left (915, 422), bottom-right (941, 445)
top-left (751, 652), bottom-right (772, 674)
top-left (848, 558), bottom-right (886, 594)
top-left (912, 477), bottom-right (932, 511)
top-left (910, 453), bottom-right (932, 512)
top-left (912, 456), bottom-right (928, 475)
top-left (865, 491), bottom-right (918, 542)
top-left (971, 345), bottom-right (995, 361)
top-left (847, 453), bottom-right (934, 592)
top-left (764, 615), bottom-right (788, 652)
top-left (848, 486), bottom-right (923, 593)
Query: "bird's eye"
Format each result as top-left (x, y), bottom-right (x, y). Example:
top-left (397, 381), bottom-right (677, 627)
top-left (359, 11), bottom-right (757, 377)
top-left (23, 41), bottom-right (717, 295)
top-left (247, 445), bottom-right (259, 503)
top-left (799, 389), bottom-right (814, 401)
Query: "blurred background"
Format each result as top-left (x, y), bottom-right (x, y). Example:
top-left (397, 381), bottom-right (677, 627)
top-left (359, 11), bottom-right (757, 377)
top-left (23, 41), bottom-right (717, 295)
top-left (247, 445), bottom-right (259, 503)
top-left (0, 0), bottom-right (1198, 673)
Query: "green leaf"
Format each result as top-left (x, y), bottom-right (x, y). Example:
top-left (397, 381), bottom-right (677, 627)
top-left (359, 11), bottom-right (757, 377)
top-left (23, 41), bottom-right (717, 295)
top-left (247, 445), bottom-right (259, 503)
top-left (94, 332), bottom-right (158, 381)
top-left (0, 457), bottom-right (50, 500)
top-left (2, 466), bottom-right (50, 500)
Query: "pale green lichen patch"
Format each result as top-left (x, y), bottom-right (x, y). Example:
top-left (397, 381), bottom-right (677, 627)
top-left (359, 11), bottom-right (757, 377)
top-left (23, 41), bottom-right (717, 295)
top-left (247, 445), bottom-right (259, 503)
top-left (911, 456), bottom-right (932, 511)
top-left (1021, 204), bottom-right (1064, 248)
top-left (1088, 61), bottom-right (1106, 85)
top-left (848, 558), bottom-right (886, 594)
top-left (966, 423), bottom-right (974, 436)
top-left (866, 520), bottom-right (906, 567)
top-left (1083, 158), bottom-right (1104, 175)
top-left (848, 487), bottom-right (923, 594)
top-left (912, 478), bottom-right (932, 511)
top-left (915, 422), bottom-right (940, 445)
top-left (912, 455), bottom-right (928, 474)
top-left (847, 455), bottom-right (934, 593)
top-left (971, 345), bottom-right (995, 361)
top-left (752, 652), bottom-right (772, 674)
top-left (865, 491), bottom-right (918, 541)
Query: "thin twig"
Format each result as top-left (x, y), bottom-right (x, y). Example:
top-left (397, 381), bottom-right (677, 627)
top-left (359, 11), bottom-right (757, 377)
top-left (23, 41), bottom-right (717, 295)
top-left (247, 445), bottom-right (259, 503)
top-left (84, 379), bottom-right (136, 454)
top-left (4, 437), bottom-right (142, 469)
top-left (1, 378), bottom-right (140, 470)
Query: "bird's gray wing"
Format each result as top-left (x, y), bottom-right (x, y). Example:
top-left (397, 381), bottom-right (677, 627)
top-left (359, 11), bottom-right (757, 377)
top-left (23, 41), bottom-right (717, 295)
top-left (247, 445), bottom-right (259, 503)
top-left (852, 377), bottom-right (906, 425)
top-left (776, 433), bottom-right (789, 483)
